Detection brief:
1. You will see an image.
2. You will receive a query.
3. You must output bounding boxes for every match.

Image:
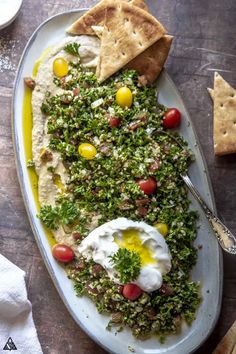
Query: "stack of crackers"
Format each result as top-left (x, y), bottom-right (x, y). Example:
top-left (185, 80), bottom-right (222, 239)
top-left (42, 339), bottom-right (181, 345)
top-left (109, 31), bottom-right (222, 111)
top-left (67, 0), bottom-right (173, 83)
top-left (208, 73), bottom-right (236, 156)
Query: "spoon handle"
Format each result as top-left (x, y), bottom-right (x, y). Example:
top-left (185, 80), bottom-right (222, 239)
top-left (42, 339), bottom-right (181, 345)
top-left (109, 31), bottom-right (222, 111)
top-left (181, 173), bottom-right (236, 254)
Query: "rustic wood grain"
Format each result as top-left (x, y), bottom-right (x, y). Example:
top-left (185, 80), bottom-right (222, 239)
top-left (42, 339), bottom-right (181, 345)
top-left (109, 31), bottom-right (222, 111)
top-left (0, 0), bottom-right (236, 353)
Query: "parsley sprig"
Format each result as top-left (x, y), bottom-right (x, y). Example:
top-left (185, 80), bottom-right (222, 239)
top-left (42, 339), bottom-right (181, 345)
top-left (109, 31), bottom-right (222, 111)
top-left (110, 248), bottom-right (141, 283)
top-left (38, 199), bottom-right (79, 229)
top-left (64, 43), bottom-right (80, 56)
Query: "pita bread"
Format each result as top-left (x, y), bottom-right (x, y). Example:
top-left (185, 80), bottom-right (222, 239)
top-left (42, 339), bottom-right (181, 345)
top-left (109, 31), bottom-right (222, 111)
top-left (212, 72), bottom-right (236, 156)
top-left (67, 0), bottom-right (148, 35)
top-left (91, 8), bottom-right (172, 82)
top-left (96, 1), bottom-right (166, 82)
top-left (91, 0), bottom-right (149, 39)
top-left (91, 25), bottom-right (104, 38)
top-left (128, 0), bottom-right (149, 11)
top-left (126, 35), bottom-right (173, 83)
top-left (67, 0), bottom-right (109, 35)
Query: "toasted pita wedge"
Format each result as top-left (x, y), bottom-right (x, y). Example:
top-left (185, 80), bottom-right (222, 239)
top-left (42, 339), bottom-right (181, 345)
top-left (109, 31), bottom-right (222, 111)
top-left (91, 25), bottom-right (104, 38)
top-left (67, 0), bottom-right (109, 35)
top-left (67, 0), bottom-right (148, 35)
top-left (128, 0), bottom-right (149, 11)
top-left (91, 0), bottom-right (149, 39)
top-left (126, 35), bottom-right (173, 83)
top-left (213, 72), bottom-right (236, 155)
top-left (96, 1), bottom-right (166, 82)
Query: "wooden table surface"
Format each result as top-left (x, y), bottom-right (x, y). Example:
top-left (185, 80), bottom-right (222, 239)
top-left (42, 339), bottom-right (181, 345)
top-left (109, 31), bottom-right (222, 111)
top-left (1, 0), bottom-right (236, 353)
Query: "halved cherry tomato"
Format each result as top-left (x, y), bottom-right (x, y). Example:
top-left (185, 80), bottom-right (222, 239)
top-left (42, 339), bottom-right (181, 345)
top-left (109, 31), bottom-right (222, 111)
top-left (78, 143), bottom-right (97, 160)
top-left (123, 284), bottom-right (143, 300)
top-left (163, 108), bottom-right (181, 129)
top-left (52, 244), bottom-right (74, 263)
top-left (109, 117), bottom-right (121, 128)
top-left (116, 87), bottom-right (133, 108)
top-left (137, 177), bottom-right (157, 195)
top-left (53, 57), bottom-right (69, 78)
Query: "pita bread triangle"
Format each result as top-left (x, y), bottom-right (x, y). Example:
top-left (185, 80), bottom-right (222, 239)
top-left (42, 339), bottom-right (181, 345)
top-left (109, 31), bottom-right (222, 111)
top-left (67, 0), bottom-right (148, 35)
top-left (67, 0), bottom-right (109, 35)
top-left (96, 1), bottom-right (166, 82)
top-left (213, 72), bottom-right (236, 155)
top-left (91, 25), bottom-right (104, 38)
top-left (91, 0), bottom-right (149, 40)
top-left (129, 0), bottom-right (149, 11)
top-left (126, 35), bottom-right (173, 83)
top-left (91, 4), bottom-right (172, 83)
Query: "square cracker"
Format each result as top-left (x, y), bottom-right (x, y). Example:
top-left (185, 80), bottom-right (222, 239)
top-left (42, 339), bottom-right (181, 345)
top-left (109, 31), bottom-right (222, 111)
top-left (96, 1), bottom-right (166, 82)
top-left (66, 0), bottom-right (148, 35)
top-left (213, 72), bottom-right (236, 156)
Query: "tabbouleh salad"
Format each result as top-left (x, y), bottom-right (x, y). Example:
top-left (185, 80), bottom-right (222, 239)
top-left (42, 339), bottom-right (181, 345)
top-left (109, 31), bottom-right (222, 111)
top-left (33, 43), bottom-right (201, 340)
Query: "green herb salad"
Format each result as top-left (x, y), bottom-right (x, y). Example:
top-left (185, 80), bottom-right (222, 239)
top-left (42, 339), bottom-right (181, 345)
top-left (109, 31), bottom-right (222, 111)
top-left (30, 40), bottom-right (201, 341)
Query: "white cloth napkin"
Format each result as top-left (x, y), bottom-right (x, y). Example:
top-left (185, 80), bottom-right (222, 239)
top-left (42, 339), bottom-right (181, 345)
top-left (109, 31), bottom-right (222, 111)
top-left (0, 255), bottom-right (43, 354)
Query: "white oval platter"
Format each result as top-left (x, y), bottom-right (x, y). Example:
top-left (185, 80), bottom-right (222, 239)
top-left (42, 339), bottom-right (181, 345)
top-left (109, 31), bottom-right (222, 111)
top-left (12, 9), bottom-right (223, 354)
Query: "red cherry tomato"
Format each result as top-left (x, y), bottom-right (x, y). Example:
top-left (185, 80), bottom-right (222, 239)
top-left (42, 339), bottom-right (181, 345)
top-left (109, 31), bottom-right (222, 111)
top-left (123, 284), bottom-right (143, 300)
top-left (52, 244), bottom-right (74, 263)
top-left (137, 177), bottom-right (157, 195)
top-left (109, 117), bottom-right (121, 128)
top-left (163, 108), bottom-right (181, 129)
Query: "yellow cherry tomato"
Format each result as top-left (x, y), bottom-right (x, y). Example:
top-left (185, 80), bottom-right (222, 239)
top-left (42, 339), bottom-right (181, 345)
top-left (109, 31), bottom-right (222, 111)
top-left (154, 223), bottom-right (169, 237)
top-left (53, 57), bottom-right (69, 78)
top-left (78, 143), bottom-right (97, 160)
top-left (116, 87), bottom-right (133, 108)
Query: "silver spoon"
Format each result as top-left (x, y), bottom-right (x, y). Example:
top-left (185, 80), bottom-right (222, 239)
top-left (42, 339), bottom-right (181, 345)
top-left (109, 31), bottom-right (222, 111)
top-left (155, 130), bottom-right (236, 254)
top-left (182, 172), bottom-right (236, 254)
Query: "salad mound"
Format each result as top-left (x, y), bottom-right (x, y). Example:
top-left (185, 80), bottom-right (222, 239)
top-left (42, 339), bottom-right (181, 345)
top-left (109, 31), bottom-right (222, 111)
top-left (32, 45), bottom-right (201, 340)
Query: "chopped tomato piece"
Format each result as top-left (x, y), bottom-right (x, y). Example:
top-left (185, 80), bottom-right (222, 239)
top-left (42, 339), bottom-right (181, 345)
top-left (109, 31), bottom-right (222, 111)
top-left (123, 284), bottom-right (143, 300)
top-left (163, 108), bottom-right (181, 129)
top-left (137, 177), bottom-right (157, 195)
top-left (52, 244), bottom-right (74, 263)
top-left (116, 87), bottom-right (133, 108)
top-left (109, 117), bottom-right (121, 128)
top-left (53, 57), bottom-right (69, 78)
top-left (78, 143), bottom-right (97, 160)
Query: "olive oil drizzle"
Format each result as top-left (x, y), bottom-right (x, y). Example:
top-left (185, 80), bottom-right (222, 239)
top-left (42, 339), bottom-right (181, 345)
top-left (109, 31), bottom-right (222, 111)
top-left (22, 52), bottom-right (56, 246)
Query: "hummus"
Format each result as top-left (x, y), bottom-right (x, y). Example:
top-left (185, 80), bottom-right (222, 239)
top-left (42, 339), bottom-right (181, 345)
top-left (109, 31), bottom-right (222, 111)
top-left (32, 35), bottom-right (100, 249)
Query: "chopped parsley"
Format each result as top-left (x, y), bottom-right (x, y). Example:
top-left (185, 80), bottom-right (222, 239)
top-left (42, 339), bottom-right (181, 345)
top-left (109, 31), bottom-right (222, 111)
top-left (37, 205), bottom-right (59, 230)
top-left (40, 68), bottom-right (192, 233)
top-left (38, 199), bottom-right (80, 229)
top-left (35, 50), bottom-right (200, 340)
top-left (64, 42), bottom-right (80, 56)
top-left (110, 248), bottom-right (141, 283)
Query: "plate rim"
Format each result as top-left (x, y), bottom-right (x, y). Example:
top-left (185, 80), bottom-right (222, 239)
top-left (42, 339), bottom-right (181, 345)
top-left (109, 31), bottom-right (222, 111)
top-left (11, 8), bottom-right (223, 354)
